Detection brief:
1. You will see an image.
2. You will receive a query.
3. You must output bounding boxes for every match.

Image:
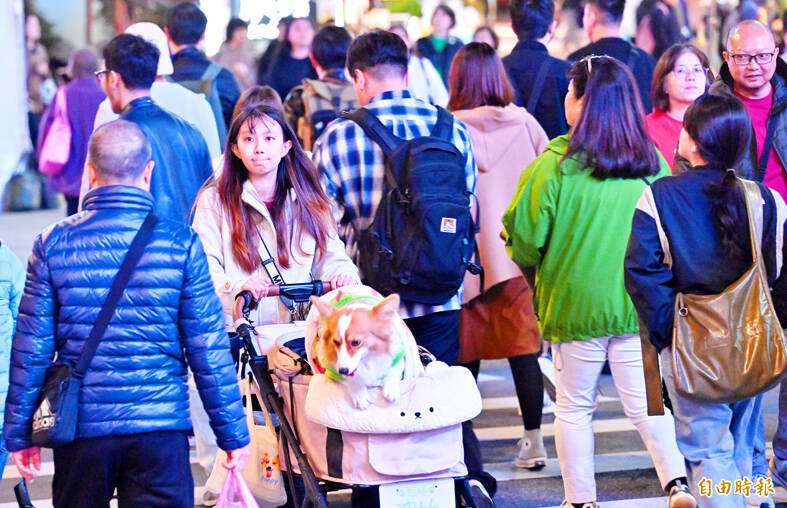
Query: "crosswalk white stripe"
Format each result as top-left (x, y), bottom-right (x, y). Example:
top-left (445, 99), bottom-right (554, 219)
top-left (545, 497), bottom-right (668, 508)
top-left (476, 416), bottom-right (637, 441)
top-left (2, 455), bottom-right (203, 481)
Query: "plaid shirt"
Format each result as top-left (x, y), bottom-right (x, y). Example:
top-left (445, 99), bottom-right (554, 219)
top-left (313, 89), bottom-right (477, 319)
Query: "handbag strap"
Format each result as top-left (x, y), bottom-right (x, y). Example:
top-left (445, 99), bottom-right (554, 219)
top-left (740, 179), bottom-right (765, 267)
top-left (74, 212), bottom-right (158, 378)
top-left (256, 228), bottom-right (296, 315)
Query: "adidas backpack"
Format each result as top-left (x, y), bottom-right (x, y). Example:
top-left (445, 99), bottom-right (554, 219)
top-left (341, 106), bottom-right (481, 305)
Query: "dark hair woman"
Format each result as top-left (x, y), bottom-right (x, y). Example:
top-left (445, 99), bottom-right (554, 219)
top-left (645, 44), bottom-right (712, 172)
top-left (193, 104), bottom-right (359, 328)
top-left (503, 56), bottom-right (694, 508)
top-left (448, 42), bottom-right (550, 470)
top-left (416, 5), bottom-right (464, 85)
top-left (260, 18), bottom-right (317, 100)
top-left (626, 93), bottom-right (787, 507)
top-left (473, 25), bottom-right (500, 51)
top-left (215, 17), bottom-right (256, 91)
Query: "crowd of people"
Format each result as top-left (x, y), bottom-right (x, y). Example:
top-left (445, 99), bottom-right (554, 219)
top-left (3, 0), bottom-right (787, 507)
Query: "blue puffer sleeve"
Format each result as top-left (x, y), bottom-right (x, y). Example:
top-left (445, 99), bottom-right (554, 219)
top-left (624, 189), bottom-right (675, 351)
top-left (178, 231), bottom-right (249, 451)
top-left (3, 235), bottom-right (58, 451)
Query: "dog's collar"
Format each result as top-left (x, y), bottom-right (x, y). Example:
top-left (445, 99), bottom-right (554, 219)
top-left (313, 357), bottom-right (352, 381)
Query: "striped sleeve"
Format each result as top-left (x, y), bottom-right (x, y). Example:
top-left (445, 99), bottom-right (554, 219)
top-left (624, 187), bottom-right (676, 351)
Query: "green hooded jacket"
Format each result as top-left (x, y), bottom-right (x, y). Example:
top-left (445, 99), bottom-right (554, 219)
top-left (502, 135), bottom-right (670, 343)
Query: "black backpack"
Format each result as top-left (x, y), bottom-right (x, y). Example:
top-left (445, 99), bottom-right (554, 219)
top-left (341, 106), bottom-right (481, 305)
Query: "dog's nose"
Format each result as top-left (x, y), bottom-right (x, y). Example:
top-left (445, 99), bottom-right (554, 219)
top-left (338, 367), bottom-right (349, 375)
top-left (415, 412), bottom-right (421, 418)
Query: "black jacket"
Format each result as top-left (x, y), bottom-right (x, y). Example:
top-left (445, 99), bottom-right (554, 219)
top-left (171, 47), bottom-right (241, 133)
top-left (416, 35), bottom-right (463, 86)
top-left (503, 40), bottom-right (571, 140)
top-left (121, 97), bottom-right (213, 224)
top-left (568, 37), bottom-right (656, 112)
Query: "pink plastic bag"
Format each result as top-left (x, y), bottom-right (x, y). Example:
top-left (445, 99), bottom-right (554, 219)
top-left (216, 467), bottom-right (260, 508)
top-left (38, 87), bottom-right (71, 176)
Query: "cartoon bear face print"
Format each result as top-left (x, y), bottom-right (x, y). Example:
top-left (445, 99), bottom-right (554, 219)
top-left (398, 405), bottom-right (436, 420)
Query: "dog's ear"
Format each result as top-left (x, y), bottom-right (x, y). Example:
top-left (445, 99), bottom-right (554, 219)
top-left (372, 294), bottom-right (400, 323)
top-left (310, 296), bottom-right (335, 319)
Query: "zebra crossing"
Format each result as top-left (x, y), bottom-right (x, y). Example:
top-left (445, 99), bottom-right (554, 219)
top-left (0, 359), bottom-right (783, 507)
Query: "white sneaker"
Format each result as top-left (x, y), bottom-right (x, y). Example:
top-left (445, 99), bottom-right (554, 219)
top-left (668, 482), bottom-right (697, 508)
top-left (514, 428), bottom-right (547, 470)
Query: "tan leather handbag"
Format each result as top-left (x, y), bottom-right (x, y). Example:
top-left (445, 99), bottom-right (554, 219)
top-left (671, 179), bottom-right (787, 403)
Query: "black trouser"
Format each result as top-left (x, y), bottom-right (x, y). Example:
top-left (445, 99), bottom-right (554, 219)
top-left (52, 430), bottom-right (193, 508)
top-left (465, 352), bottom-right (544, 431)
top-left (404, 311), bottom-right (497, 496)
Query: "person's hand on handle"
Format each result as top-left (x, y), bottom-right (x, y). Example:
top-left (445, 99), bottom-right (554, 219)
top-left (330, 274), bottom-right (357, 289)
top-left (238, 276), bottom-right (272, 301)
top-left (12, 448), bottom-right (41, 483)
top-left (224, 445), bottom-right (250, 470)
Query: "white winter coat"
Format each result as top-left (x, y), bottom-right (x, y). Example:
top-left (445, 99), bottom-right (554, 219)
top-left (193, 181), bottom-right (360, 329)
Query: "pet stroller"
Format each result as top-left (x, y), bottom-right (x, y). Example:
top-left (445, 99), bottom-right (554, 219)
top-left (232, 281), bottom-right (487, 508)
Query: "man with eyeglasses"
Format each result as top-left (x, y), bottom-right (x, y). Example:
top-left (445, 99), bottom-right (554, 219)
top-left (710, 20), bottom-right (787, 508)
top-left (710, 20), bottom-right (787, 200)
top-left (93, 33), bottom-right (213, 225)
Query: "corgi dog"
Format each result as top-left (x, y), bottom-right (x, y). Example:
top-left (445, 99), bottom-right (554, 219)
top-left (309, 293), bottom-right (407, 410)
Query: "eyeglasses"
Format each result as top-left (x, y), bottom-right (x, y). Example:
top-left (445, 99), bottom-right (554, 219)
top-left (94, 69), bottom-right (109, 81)
top-left (671, 65), bottom-right (707, 79)
top-left (727, 51), bottom-right (777, 66)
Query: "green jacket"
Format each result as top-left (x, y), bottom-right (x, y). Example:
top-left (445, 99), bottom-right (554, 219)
top-left (502, 135), bottom-right (670, 343)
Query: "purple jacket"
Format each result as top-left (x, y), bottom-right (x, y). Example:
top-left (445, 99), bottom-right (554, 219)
top-left (38, 78), bottom-right (105, 197)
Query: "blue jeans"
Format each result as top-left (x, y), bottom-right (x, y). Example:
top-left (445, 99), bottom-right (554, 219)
top-left (770, 377), bottom-right (787, 483)
top-left (662, 349), bottom-right (762, 508)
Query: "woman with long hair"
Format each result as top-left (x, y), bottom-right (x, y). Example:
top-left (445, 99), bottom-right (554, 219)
top-left (645, 44), bottom-right (712, 172)
top-left (193, 104), bottom-right (358, 329)
top-left (448, 42), bottom-right (550, 470)
top-left (261, 17), bottom-right (317, 100)
top-left (503, 56), bottom-right (694, 508)
top-left (626, 93), bottom-right (787, 508)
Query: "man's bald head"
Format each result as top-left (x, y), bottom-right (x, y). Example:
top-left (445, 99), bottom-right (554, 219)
top-left (88, 120), bottom-right (152, 184)
top-left (724, 19), bottom-right (778, 99)
top-left (726, 20), bottom-right (774, 52)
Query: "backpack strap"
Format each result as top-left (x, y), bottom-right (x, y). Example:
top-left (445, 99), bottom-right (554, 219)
top-left (198, 62), bottom-right (223, 96)
top-left (340, 108), bottom-right (401, 155)
top-left (430, 106), bottom-right (454, 140)
top-left (526, 59), bottom-right (552, 114)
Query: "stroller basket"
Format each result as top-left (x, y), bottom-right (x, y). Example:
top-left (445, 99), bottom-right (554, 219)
top-left (270, 337), bottom-right (468, 486)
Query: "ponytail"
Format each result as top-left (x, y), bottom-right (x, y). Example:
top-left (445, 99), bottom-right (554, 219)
top-left (705, 169), bottom-right (749, 261)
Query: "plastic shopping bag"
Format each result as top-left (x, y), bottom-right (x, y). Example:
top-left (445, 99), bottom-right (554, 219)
top-left (217, 467), bottom-right (260, 508)
top-left (207, 375), bottom-right (287, 507)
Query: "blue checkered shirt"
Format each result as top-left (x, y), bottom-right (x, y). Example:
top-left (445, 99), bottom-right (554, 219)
top-left (313, 89), bottom-right (478, 319)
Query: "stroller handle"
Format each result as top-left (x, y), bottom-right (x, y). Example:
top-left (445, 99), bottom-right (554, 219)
top-left (233, 281), bottom-right (334, 323)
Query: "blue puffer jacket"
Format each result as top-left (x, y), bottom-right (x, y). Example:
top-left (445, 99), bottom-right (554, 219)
top-left (0, 242), bottom-right (25, 446)
top-left (3, 186), bottom-right (249, 452)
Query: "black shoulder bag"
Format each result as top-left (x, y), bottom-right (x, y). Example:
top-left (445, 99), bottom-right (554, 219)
top-left (31, 212), bottom-right (158, 447)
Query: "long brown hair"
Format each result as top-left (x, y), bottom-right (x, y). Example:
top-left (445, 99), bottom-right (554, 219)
top-left (210, 104), bottom-right (335, 273)
top-left (447, 42), bottom-right (515, 112)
